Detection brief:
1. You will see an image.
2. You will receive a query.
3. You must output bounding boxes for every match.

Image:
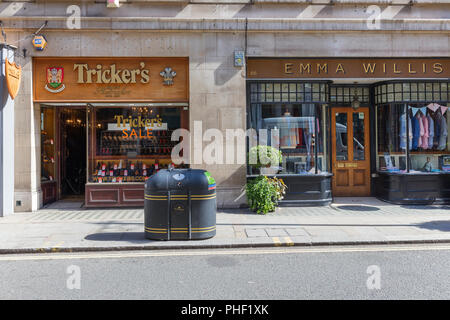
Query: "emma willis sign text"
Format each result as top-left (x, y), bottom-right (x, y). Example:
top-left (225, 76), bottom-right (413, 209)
top-left (247, 58), bottom-right (450, 79)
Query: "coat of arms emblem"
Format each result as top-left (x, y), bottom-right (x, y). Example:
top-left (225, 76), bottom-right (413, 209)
top-left (5, 58), bottom-right (22, 100)
top-left (160, 67), bottom-right (176, 86)
top-left (45, 67), bottom-right (65, 93)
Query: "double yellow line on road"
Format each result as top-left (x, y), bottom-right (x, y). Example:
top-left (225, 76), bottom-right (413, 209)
top-left (272, 237), bottom-right (294, 247)
top-left (1, 244), bottom-right (450, 261)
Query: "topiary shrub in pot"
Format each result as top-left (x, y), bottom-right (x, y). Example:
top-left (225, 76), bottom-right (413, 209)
top-left (247, 145), bottom-right (282, 175)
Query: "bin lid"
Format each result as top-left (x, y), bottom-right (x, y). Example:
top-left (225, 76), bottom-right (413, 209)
top-left (145, 168), bottom-right (216, 193)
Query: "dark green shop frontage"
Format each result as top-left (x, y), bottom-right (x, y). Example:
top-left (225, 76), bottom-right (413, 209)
top-left (246, 58), bottom-right (450, 205)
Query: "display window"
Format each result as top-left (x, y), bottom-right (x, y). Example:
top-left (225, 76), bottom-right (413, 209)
top-left (41, 106), bottom-right (56, 182)
top-left (376, 103), bottom-right (407, 172)
top-left (248, 81), bottom-right (329, 175)
top-left (375, 81), bottom-right (450, 174)
top-left (87, 105), bottom-right (186, 183)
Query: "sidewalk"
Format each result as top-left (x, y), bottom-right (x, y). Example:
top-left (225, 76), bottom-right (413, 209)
top-left (1, 197), bottom-right (450, 254)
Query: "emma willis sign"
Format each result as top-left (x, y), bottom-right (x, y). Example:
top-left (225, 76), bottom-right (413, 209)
top-left (33, 57), bottom-right (189, 102)
top-left (247, 58), bottom-right (450, 79)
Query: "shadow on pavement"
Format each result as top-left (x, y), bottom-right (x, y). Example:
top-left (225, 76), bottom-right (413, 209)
top-left (400, 205), bottom-right (450, 210)
top-left (415, 221), bottom-right (450, 232)
top-left (334, 205), bottom-right (380, 211)
top-left (219, 208), bottom-right (257, 215)
top-left (84, 232), bottom-right (153, 243)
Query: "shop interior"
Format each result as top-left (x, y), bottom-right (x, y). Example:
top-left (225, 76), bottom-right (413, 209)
top-left (40, 103), bottom-right (189, 207)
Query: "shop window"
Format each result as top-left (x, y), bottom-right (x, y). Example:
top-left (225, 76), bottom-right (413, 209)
top-left (375, 81), bottom-right (450, 174)
top-left (87, 106), bottom-right (186, 183)
top-left (248, 103), bottom-right (327, 175)
top-left (376, 104), bottom-right (407, 172)
top-left (408, 103), bottom-right (450, 172)
top-left (248, 81), bottom-right (329, 175)
top-left (41, 106), bottom-right (56, 182)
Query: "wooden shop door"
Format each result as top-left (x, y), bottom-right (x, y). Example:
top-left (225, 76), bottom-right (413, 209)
top-left (331, 107), bottom-right (371, 197)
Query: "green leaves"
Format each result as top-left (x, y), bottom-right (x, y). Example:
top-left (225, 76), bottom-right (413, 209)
top-left (246, 175), bottom-right (287, 214)
top-left (248, 145), bottom-right (282, 169)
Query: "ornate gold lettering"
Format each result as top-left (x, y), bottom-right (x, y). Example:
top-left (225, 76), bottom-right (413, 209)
top-left (122, 69), bottom-right (131, 84)
top-left (72, 62), bottom-right (153, 85)
top-left (363, 63), bottom-right (376, 73)
top-left (114, 115), bottom-right (124, 127)
top-left (130, 69), bottom-right (139, 83)
top-left (86, 69), bottom-right (95, 84)
top-left (433, 63), bottom-right (443, 74)
top-left (73, 64), bottom-right (88, 84)
top-left (110, 64), bottom-right (123, 84)
top-left (284, 63), bottom-right (293, 74)
top-left (317, 63), bottom-right (328, 74)
top-left (96, 65), bottom-right (103, 83)
top-left (102, 69), bottom-right (111, 84)
top-left (141, 69), bottom-right (149, 83)
top-left (335, 63), bottom-right (345, 74)
top-left (299, 64), bottom-right (311, 74)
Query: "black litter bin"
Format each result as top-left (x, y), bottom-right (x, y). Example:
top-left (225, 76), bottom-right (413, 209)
top-left (144, 168), bottom-right (216, 240)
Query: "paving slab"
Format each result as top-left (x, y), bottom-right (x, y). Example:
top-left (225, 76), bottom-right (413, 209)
top-left (265, 228), bottom-right (289, 237)
top-left (245, 228), bottom-right (268, 238)
top-left (1, 200), bottom-right (450, 253)
top-left (285, 228), bottom-right (310, 237)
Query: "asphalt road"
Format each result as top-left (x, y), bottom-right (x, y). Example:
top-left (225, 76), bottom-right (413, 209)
top-left (0, 244), bottom-right (449, 300)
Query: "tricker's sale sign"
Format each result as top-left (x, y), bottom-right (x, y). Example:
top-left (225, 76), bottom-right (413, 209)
top-left (33, 57), bottom-right (188, 102)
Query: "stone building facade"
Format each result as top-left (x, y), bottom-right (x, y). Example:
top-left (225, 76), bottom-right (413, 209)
top-left (0, 0), bottom-right (448, 213)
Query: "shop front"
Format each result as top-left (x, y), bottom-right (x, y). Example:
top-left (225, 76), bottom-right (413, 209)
top-left (34, 57), bottom-right (189, 207)
top-left (246, 57), bottom-right (450, 205)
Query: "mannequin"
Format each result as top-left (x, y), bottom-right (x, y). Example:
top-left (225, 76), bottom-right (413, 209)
top-left (279, 108), bottom-right (298, 149)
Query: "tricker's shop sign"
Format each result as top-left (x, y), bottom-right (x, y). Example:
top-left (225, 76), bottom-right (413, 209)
top-left (247, 58), bottom-right (450, 79)
top-left (33, 57), bottom-right (188, 102)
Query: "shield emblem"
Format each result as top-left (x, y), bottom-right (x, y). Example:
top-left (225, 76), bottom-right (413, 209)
top-left (46, 67), bottom-right (64, 89)
top-left (5, 58), bottom-right (22, 100)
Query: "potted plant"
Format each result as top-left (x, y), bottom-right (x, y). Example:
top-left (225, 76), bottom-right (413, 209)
top-left (246, 175), bottom-right (287, 214)
top-left (248, 145), bottom-right (282, 175)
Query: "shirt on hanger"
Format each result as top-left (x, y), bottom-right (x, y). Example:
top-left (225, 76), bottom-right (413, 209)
top-left (427, 114), bottom-right (434, 149)
top-left (434, 113), bottom-right (441, 148)
top-left (420, 114), bottom-right (429, 149)
top-left (438, 113), bottom-right (448, 150)
top-left (417, 114), bottom-right (424, 148)
top-left (400, 113), bottom-right (412, 150)
top-left (411, 114), bottom-right (420, 150)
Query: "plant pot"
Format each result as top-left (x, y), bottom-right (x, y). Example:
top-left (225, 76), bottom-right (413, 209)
top-left (260, 166), bottom-right (279, 175)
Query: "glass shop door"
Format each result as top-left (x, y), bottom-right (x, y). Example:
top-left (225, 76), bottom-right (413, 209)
top-left (331, 107), bottom-right (371, 196)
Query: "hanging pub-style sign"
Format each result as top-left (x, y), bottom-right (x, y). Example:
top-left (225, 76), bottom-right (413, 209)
top-left (32, 34), bottom-right (47, 51)
top-left (5, 58), bottom-right (22, 99)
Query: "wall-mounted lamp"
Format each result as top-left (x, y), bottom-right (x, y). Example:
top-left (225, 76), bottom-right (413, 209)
top-left (351, 90), bottom-right (360, 110)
